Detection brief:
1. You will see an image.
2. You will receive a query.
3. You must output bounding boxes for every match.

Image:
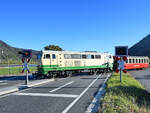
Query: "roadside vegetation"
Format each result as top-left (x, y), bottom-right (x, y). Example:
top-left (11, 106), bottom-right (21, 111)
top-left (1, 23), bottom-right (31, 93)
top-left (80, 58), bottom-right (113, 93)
top-left (0, 67), bottom-right (37, 76)
top-left (100, 72), bottom-right (150, 113)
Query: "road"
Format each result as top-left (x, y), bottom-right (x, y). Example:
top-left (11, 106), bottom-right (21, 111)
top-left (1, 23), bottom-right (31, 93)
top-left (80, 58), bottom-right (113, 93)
top-left (0, 75), bottom-right (35, 89)
top-left (0, 73), bottom-right (110, 113)
top-left (129, 67), bottom-right (150, 92)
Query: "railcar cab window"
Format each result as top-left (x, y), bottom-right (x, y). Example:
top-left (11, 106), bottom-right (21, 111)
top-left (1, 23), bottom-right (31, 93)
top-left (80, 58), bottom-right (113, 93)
top-left (44, 54), bottom-right (50, 59)
top-left (64, 54), bottom-right (71, 59)
top-left (52, 54), bottom-right (56, 59)
top-left (147, 59), bottom-right (149, 63)
top-left (82, 55), bottom-right (87, 59)
top-left (91, 55), bottom-right (94, 59)
top-left (95, 55), bottom-right (101, 59)
top-left (109, 55), bottom-right (112, 59)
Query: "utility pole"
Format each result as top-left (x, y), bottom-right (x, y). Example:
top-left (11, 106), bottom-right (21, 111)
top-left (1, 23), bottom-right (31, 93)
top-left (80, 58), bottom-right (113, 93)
top-left (7, 52), bottom-right (10, 75)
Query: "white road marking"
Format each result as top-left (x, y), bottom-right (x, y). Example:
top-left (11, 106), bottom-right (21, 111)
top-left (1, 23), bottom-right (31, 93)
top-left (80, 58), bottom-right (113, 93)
top-left (0, 83), bottom-right (8, 85)
top-left (62, 74), bottom-right (102, 113)
top-left (13, 93), bottom-right (78, 98)
top-left (0, 81), bottom-right (3, 83)
top-left (85, 73), bottom-right (111, 113)
top-left (50, 81), bottom-right (74, 93)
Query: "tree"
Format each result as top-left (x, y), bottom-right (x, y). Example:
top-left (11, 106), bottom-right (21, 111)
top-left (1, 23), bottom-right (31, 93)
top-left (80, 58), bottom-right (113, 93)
top-left (44, 45), bottom-right (63, 51)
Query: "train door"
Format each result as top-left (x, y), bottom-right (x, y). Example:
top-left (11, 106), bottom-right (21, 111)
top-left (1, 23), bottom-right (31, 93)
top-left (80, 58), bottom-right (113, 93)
top-left (51, 54), bottom-right (58, 66)
top-left (43, 54), bottom-right (51, 65)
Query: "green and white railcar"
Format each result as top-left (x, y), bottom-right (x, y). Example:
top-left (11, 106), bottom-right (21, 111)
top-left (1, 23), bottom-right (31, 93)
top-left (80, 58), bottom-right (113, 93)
top-left (37, 51), bottom-right (113, 78)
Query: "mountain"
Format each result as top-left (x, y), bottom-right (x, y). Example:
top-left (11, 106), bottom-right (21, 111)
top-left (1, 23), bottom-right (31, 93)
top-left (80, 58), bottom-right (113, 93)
top-left (0, 40), bottom-right (39, 64)
top-left (129, 34), bottom-right (150, 58)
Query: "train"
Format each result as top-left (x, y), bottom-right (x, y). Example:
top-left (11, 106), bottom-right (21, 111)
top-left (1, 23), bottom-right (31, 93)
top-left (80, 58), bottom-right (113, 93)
top-left (35, 50), bottom-right (149, 78)
top-left (113, 56), bottom-right (149, 71)
top-left (35, 50), bottom-right (114, 78)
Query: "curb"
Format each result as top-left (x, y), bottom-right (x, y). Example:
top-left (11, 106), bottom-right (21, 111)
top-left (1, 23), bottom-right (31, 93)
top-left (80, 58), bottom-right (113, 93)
top-left (0, 79), bottom-right (54, 96)
top-left (85, 73), bottom-right (112, 113)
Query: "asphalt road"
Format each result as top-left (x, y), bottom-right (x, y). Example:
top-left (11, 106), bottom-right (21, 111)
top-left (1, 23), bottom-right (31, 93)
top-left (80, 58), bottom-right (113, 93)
top-left (129, 67), bottom-right (150, 92)
top-left (0, 73), bottom-right (110, 113)
top-left (0, 75), bottom-right (35, 89)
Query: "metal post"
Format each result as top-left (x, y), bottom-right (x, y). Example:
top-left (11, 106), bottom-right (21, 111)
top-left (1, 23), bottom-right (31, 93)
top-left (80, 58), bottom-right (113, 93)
top-left (25, 58), bottom-right (29, 85)
top-left (120, 69), bottom-right (122, 83)
top-left (25, 69), bottom-right (29, 85)
top-left (7, 54), bottom-right (9, 76)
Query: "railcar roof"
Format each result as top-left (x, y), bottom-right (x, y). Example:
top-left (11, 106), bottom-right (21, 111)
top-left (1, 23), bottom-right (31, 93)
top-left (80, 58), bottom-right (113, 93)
top-left (42, 50), bottom-right (112, 55)
top-left (127, 56), bottom-right (149, 59)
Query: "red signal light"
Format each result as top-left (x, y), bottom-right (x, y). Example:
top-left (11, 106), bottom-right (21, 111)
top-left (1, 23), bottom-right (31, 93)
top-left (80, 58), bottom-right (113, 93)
top-left (123, 56), bottom-right (127, 61)
top-left (116, 56), bottom-right (120, 61)
top-left (113, 56), bottom-right (116, 59)
top-left (115, 69), bottom-right (119, 73)
top-left (22, 58), bottom-right (24, 63)
top-left (123, 69), bottom-right (127, 73)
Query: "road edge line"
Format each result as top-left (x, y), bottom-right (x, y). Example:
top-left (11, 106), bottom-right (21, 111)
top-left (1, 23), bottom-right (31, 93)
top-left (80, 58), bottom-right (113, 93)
top-left (85, 73), bottom-right (112, 113)
top-left (62, 74), bottom-right (102, 113)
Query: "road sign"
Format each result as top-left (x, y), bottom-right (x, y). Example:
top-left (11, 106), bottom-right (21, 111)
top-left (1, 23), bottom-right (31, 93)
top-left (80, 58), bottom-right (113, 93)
top-left (118, 59), bottom-right (125, 70)
top-left (115, 46), bottom-right (128, 56)
top-left (22, 59), bottom-right (30, 73)
top-left (115, 56), bottom-right (127, 83)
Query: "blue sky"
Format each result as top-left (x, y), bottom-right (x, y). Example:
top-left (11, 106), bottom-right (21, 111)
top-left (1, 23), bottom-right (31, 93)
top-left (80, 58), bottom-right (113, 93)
top-left (0, 0), bottom-right (150, 54)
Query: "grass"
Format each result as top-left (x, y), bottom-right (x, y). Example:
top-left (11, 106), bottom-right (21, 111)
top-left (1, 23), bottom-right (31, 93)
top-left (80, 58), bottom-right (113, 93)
top-left (100, 72), bottom-right (150, 113)
top-left (0, 67), bottom-right (37, 75)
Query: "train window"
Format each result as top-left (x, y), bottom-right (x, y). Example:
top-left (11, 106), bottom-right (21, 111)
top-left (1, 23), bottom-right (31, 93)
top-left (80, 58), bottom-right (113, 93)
top-left (136, 59), bottom-right (138, 63)
top-left (133, 59), bottom-right (135, 63)
top-left (138, 59), bottom-right (140, 63)
top-left (82, 55), bottom-right (87, 59)
top-left (95, 55), bottom-right (101, 59)
top-left (52, 54), bottom-right (56, 59)
top-left (126, 59), bottom-right (128, 63)
top-left (129, 59), bottom-right (132, 63)
top-left (71, 54), bottom-right (81, 59)
top-left (109, 55), bottom-right (112, 59)
top-left (44, 54), bottom-right (50, 59)
top-left (87, 54), bottom-right (91, 59)
top-left (64, 54), bottom-right (71, 59)
top-left (91, 55), bottom-right (94, 59)
top-left (144, 59), bottom-right (146, 63)
top-left (142, 59), bottom-right (144, 63)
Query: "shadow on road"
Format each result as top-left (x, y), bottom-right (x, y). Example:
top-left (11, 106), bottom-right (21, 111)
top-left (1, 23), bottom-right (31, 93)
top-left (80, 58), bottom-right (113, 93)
top-left (0, 75), bottom-right (35, 80)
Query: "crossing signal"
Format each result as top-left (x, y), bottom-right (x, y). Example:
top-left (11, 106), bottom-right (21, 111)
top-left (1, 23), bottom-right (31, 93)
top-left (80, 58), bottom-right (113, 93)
top-left (115, 46), bottom-right (128, 56)
top-left (18, 50), bottom-right (32, 58)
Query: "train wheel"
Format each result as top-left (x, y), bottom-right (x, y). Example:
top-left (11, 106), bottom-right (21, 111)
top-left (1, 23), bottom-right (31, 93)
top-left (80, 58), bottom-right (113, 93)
top-left (47, 72), bottom-right (53, 78)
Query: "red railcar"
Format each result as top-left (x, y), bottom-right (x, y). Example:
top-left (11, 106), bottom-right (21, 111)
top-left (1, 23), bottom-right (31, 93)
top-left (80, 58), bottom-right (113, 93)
top-left (113, 56), bottom-right (149, 70)
top-left (124, 56), bottom-right (149, 69)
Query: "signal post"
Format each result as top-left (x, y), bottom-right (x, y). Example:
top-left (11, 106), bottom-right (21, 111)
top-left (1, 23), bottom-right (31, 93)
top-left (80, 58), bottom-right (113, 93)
top-left (115, 46), bottom-right (128, 83)
top-left (18, 50), bottom-right (32, 85)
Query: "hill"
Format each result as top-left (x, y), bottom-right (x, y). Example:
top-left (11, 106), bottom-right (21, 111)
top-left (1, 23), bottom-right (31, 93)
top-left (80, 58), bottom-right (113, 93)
top-left (129, 34), bottom-right (150, 58)
top-left (0, 40), bottom-right (39, 64)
